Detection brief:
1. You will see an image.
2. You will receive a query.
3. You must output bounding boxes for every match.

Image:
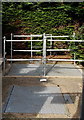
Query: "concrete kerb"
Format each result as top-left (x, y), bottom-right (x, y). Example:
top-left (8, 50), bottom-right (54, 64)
top-left (3, 75), bottom-right (82, 79)
top-left (2, 85), bottom-right (14, 113)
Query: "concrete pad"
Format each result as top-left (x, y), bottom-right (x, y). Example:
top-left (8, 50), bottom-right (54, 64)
top-left (7, 64), bottom-right (42, 76)
top-left (7, 63), bottom-right (82, 77)
top-left (46, 64), bottom-right (82, 77)
top-left (4, 85), bottom-right (69, 114)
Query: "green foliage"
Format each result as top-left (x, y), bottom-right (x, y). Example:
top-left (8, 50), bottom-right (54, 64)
top-left (69, 24), bottom-right (84, 64)
top-left (2, 2), bottom-right (84, 63)
top-left (3, 2), bottom-right (84, 35)
top-left (75, 25), bottom-right (84, 64)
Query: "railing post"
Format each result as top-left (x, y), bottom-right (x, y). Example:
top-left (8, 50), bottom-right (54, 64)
top-left (74, 53), bottom-right (76, 65)
top-left (50, 34), bottom-right (52, 56)
top-left (3, 36), bottom-right (6, 75)
top-left (31, 34), bottom-right (32, 58)
top-left (43, 33), bottom-right (46, 76)
top-left (73, 32), bottom-right (76, 65)
top-left (11, 33), bottom-right (13, 64)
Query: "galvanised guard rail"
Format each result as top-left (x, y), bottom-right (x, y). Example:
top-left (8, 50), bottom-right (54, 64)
top-left (3, 33), bottom-right (84, 76)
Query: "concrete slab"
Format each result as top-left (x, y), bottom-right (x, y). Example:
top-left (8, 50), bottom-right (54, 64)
top-left (7, 63), bottom-right (82, 77)
top-left (4, 85), bottom-right (69, 114)
top-left (46, 64), bottom-right (82, 77)
top-left (7, 64), bottom-right (42, 76)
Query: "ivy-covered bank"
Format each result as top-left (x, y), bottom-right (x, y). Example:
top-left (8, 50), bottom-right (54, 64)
top-left (2, 2), bottom-right (84, 64)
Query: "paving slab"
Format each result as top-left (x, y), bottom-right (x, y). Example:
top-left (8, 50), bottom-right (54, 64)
top-left (46, 64), bottom-right (82, 77)
top-left (4, 85), bottom-right (69, 114)
top-left (7, 63), bottom-right (82, 77)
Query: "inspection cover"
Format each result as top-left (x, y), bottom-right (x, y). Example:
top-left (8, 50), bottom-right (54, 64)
top-left (4, 85), bottom-right (69, 114)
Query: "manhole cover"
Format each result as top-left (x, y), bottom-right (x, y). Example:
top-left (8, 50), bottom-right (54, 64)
top-left (4, 85), bottom-right (69, 114)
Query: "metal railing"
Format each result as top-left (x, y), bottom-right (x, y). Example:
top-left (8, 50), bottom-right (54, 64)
top-left (3, 33), bottom-right (84, 76)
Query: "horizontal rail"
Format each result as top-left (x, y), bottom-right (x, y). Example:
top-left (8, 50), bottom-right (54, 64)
top-left (32, 46), bottom-right (43, 48)
top-left (46, 35), bottom-right (70, 38)
top-left (13, 35), bottom-right (42, 37)
top-left (47, 49), bottom-right (73, 51)
top-left (7, 58), bottom-right (84, 62)
top-left (7, 59), bottom-right (42, 61)
top-left (45, 34), bottom-right (52, 36)
top-left (48, 40), bottom-right (84, 42)
top-left (6, 40), bottom-right (43, 42)
top-left (48, 59), bottom-right (84, 62)
top-left (6, 40), bottom-right (84, 42)
top-left (3, 75), bottom-right (82, 78)
top-left (13, 50), bottom-right (42, 52)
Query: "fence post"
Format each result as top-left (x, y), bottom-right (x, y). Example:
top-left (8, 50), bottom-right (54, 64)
top-left (73, 32), bottom-right (76, 65)
top-left (43, 33), bottom-right (46, 76)
top-left (50, 34), bottom-right (52, 56)
top-left (3, 36), bottom-right (6, 75)
top-left (11, 33), bottom-right (13, 64)
top-left (31, 34), bottom-right (32, 58)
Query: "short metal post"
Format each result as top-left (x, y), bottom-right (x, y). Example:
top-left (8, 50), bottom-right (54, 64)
top-left (73, 32), bottom-right (76, 65)
top-left (11, 33), bottom-right (13, 64)
top-left (74, 53), bottom-right (76, 65)
top-left (31, 34), bottom-right (32, 58)
top-left (3, 36), bottom-right (6, 75)
top-left (50, 35), bottom-right (52, 56)
top-left (43, 33), bottom-right (46, 76)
